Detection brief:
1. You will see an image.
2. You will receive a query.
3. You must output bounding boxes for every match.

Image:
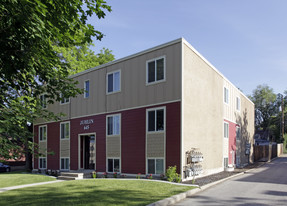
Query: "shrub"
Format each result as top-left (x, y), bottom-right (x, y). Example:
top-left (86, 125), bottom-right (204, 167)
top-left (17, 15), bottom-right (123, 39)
top-left (103, 172), bottom-right (107, 178)
top-left (175, 174), bottom-right (181, 183)
top-left (92, 171), bottom-right (97, 179)
top-left (166, 166), bottom-right (177, 182)
top-left (113, 172), bottom-right (117, 178)
top-left (147, 174), bottom-right (153, 179)
top-left (136, 173), bottom-right (141, 179)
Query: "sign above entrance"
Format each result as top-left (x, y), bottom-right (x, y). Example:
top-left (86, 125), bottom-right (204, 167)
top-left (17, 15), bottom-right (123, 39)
top-left (80, 119), bottom-right (94, 130)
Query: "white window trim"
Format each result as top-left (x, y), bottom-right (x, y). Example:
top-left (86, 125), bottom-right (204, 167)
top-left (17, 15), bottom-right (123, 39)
top-left (60, 121), bottom-right (70, 140)
top-left (224, 122), bottom-right (229, 139)
top-left (106, 157), bottom-right (121, 173)
top-left (106, 114), bottom-right (121, 136)
top-left (84, 79), bottom-right (90, 99)
top-left (146, 157), bottom-right (165, 175)
top-left (40, 94), bottom-right (47, 109)
top-left (106, 70), bottom-right (121, 95)
top-left (39, 125), bottom-right (47, 142)
top-left (224, 87), bottom-right (229, 105)
top-left (60, 157), bottom-right (70, 171)
top-left (39, 157), bottom-right (47, 169)
top-left (60, 93), bottom-right (70, 105)
top-left (236, 96), bottom-right (241, 112)
top-left (146, 56), bottom-right (166, 85)
top-left (146, 106), bottom-right (166, 134)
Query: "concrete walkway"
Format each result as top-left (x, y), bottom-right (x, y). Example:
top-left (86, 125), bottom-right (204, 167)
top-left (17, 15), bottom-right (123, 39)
top-left (0, 180), bottom-right (64, 193)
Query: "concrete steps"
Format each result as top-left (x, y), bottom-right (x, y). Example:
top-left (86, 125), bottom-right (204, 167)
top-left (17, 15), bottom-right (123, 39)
top-left (58, 172), bottom-right (84, 180)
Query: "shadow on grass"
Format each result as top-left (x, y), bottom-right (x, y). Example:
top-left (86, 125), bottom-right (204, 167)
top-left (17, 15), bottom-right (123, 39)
top-left (0, 180), bottom-right (191, 206)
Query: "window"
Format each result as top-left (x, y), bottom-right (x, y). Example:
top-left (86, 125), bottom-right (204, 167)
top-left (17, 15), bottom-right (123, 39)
top-left (236, 97), bottom-right (241, 111)
top-left (60, 93), bottom-right (70, 104)
top-left (40, 94), bottom-right (47, 108)
top-left (84, 80), bottom-right (90, 98)
top-left (108, 158), bottom-right (120, 172)
top-left (107, 70), bottom-right (120, 94)
top-left (146, 56), bottom-right (165, 84)
top-left (224, 122), bottom-right (229, 138)
top-left (60, 158), bottom-right (69, 170)
top-left (148, 159), bottom-right (164, 174)
top-left (39, 125), bottom-right (47, 141)
top-left (147, 108), bottom-right (164, 132)
top-left (224, 157), bottom-right (228, 168)
top-left (39, 157), bottom-right (46, 169)
top-left (224, 87), bottom-right (229, 104)
top-left (236, 126), bottom-right (241, 140)
top-left (107, 114), bottom-right (120, 136)
top-left (60, 122), bottom-right (70, 139)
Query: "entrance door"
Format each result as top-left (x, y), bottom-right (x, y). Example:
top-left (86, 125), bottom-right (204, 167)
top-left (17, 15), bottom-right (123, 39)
top-left (79, 134), bottom-right (96, 170)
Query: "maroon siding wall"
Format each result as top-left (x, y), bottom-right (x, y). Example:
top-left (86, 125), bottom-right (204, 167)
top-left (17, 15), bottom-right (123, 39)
top-left (122, 108), bottom-right (146, 174)
top-left (33, 125), bottom-right (39, 169)
top-left (47, 122), bottom-right (60, 169)
top-left (70, 114), bottom-right (106, 171)
top-left (34, 101), bottom-right (181, 174)
top-left (166, 102), bottom-right (181, 173)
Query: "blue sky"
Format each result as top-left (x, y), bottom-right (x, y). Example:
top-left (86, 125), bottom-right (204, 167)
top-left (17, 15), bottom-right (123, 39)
top-left (88, 0), bottom-right (287, 96)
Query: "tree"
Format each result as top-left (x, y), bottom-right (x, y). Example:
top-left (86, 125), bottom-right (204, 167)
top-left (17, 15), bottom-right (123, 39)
top-left (248, 84), bottom-right (277, 130)
top-left (0, 0), bottom-right (112, 162)
top-left (54, 45), bottom-right (115, 75)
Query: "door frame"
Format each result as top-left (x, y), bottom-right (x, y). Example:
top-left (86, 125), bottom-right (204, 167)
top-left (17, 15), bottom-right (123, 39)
top-left (78, 133), bottom-right (96, 170)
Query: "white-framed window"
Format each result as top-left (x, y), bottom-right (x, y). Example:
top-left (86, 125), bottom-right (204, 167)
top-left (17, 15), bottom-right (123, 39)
top-left (40, 94), bottom-right (47, 108)
top-left (107, 114), bottom-right (120, 136)
top-left (236, 97), bottom-right (241, 111)
top-left (107, 158), bottom-right (120, 173)
top-left (147, 107), bottom-right (165, 132)
top-left (224, 122), bottom-right (229, 138)
top-left (107, 70), bottom-right (121, 94)
top-left (39, 157), bottom-right (47, 169)
top-left (147, 158), bottom-right (164, 175)
top-left (84, 80), bottom-right (90, 98)
top-left (39, 125), bottom-right (47, 141)
top-left (60, 122), bottom-right (70, 139)
top-left (224, 87), bottom-right (229, 104)
top-left (60, 93), bottom-right (70, 104)
top-left (60, 158), bottom-right (70, 170)
top-left (236, 126), bottom-right (241, 140)
top-left (146, 56), bottom-right (165, 84)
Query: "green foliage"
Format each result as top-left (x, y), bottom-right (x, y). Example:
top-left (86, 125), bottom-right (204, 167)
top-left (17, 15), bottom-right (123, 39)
top-left (92, 171), bottom-right (97, 179)
top-left (0, 0), bottom-right (112, 160)
top-left (166, 166), bottom-right (181, 182)
top-left (248, 84), bottom-right (287, 142)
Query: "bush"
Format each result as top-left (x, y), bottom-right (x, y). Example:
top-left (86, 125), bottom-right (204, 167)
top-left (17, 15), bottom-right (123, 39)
top-left (166, 166), bottom-right (177, 182)
top-left (175, 174), bottom-right (181, 183)
top-left (92, 171), bottom-right (97, 179)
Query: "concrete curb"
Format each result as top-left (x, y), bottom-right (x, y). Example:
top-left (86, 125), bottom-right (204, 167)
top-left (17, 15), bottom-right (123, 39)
top-left (147, 160), bottom-right (274, 206)
top-left (0, 180), bottom-right (64, 193)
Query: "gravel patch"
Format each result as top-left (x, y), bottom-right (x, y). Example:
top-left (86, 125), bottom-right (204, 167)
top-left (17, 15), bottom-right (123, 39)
top-left (183, 162), bottom-right (266, 187)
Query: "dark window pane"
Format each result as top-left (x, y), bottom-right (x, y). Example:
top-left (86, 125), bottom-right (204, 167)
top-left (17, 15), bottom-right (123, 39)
top-left (107, 117), bottom-right (113, 135)
top-left (156, 109), bottom-right (164, 131)
top-left (148, 111), bottom-right (155, 131)
top-left (148, 61), bottom-right (155, 83)
top-left (108, 74), bottom-right (113, 92)
top-left (61, 159), bottom-right (64, 169)
top-left (156, 159), bottom-right (163, 174)
top-left (148, 159), bottom-right (155, 174)
top-left (61, 124), bottom-right (65, 139)
top-left (156, 58), bottom-right (164, 81)
top-left (85, 81), bottom-right (90, 98)
top-left (108, 159), bottom-right (113, 172)
top-left (114, 159), bottom-right (120, 172)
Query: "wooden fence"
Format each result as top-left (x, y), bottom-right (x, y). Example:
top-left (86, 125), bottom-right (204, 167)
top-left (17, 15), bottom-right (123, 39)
top-left (253, 143), bottom-right (283, 162)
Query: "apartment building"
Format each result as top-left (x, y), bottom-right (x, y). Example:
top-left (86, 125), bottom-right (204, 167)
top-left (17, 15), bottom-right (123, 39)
top-left (33, 38), bottom-right (254, 180)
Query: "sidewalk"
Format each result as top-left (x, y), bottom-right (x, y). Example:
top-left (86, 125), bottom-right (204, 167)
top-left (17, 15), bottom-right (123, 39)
top-left (0, 180), bottom-right (64, 193)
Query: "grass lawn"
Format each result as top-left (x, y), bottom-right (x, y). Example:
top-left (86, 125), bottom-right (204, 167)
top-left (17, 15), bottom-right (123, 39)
top-left (0, 179), bottom-right (194, 206)
top-left (0, 171), bottom-right (56, 188)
